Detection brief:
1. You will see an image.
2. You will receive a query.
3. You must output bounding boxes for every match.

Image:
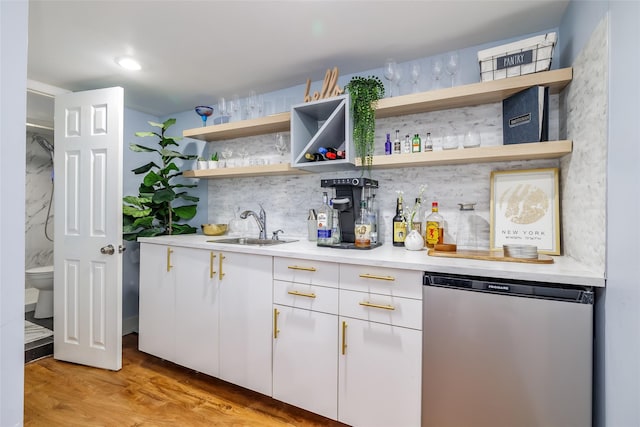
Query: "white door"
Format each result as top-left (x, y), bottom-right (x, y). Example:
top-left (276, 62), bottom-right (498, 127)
top-left (53, 87), bottom-right (124, 370)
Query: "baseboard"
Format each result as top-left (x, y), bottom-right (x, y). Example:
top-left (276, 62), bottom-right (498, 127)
top-left (123, 315), bottom-right (139, 335)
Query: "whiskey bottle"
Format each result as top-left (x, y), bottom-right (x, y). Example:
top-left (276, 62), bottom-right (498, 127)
top-left (392, 194), bottom-right (406, 246)
top-left (316, 192), bottom-right (333, 245)
top-left (354, 200), bottom-right (371, 248)
top-left (425, 201), bottom-right (444, 248)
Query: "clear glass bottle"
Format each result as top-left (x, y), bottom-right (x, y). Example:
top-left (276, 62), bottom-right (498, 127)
top-left (316, 192), bottom-right (333, 245)
top-left (403, 134), bottom-right (411, 153)
top-left (425, 201), bottom-right (444, 248)
top-left (393, 129), bottom-right (401, 154)
top-left (367, 194), bottom-right (379, 245)
top-left (354, 200), bottom-right (371, 248)
top-left (423, 132), bottom-right (433, 151)
top-left (456, 203), bottom-right (478, 250)
top-left (331, 201), bottom-right (341, 245)
top-left (411, 197), bottom-right (423, 235)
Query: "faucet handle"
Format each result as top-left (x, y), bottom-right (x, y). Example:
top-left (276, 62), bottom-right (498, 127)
top-left (272, 229), bottom-right (284, 240)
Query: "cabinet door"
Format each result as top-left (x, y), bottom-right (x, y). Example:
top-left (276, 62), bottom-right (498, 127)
top-left (338, 317), bottom-right (422, 427)
top-left (174, 247), bottom-right (220, 378)
top-left (138, 243), bottom-right (176, 362)
top-left (219, 252), bottom-right (273, 395)
top-left (273, 304), bottom-right (338, 420)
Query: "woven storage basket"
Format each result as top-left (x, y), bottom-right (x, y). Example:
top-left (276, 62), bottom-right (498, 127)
top-left (478, 32), bottom-right (557, 82)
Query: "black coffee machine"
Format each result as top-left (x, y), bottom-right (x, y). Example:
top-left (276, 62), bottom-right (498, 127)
top-left (320, 177), bottom-right (378, 248)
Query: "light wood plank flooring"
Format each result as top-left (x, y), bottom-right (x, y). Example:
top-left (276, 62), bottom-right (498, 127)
top-left (24, 333), bottom-right (347, 427)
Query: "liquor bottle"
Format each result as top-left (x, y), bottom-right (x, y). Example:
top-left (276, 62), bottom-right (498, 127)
top-left (412, 134), bottom-right (421, 153)
top-left (393, 129), bottom-right (401, 154)
top-left (423, 132), bottom-right (433, 151)
top-left (331, 201), bottom-right (341, 244)
top-left (425, 201), bottom-right (444, 248)
top-left (403, 134), bottom-right (411, 153)
top-left (305, 152), bottom-right (325, 161)
top-left (367, 194), bottom-right (379, 245)
top-left (354, 200), bottom-right (372, 248)
top-left (316, 192), bottom-right (333, 245)
top-left (412, 197), bottom-right (423, 235)
top-left (392, 194), bottom-right (406, 246)
top-left (385, 133), bottom-right (392, 155)
top-left (318, 147), bottom-right (337, 160)
top-left (336, 150), bottom-right (346, 159)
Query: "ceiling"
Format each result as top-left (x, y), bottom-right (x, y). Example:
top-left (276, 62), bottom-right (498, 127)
top-left (26, 0), bottom-right (569, 126)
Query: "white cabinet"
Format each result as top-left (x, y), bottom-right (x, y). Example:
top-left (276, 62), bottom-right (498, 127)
top-left (338, 264), bottom-right (423, 427)
top-left (138, 243), bottom-right (272, 395)
top-left (138, 243), bottom-right (176, 362)
top-left (218, 251), bottom-right (273, 395)
top-left (272, 257), bottom-right (339, 419)
top-left (139, 244), bottom-right (220, 377)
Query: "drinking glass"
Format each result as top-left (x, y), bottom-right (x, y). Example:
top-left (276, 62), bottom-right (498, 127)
top-left (221, 147), bottom-right (233, 167)
top-left (463, 130), bottom-right (481, 148)
top-left (194, 106), bottom-right (214, 127)
top-left (410, 63), bottom-right (421, 93)
top-left (247, 90), bottom-right (258, 119)
top-left (275, 133), bottom-right (287, 157)
top-left (392, 66), bottom-right (403, 97)
top-left (445, 52), bottom-right (459, 87)
top-left (383, 59), bottom-right (397, 97)
top-left (237, 147), bottom-right (249, 166)
top-left (431, 58), bottom-right (443, 90)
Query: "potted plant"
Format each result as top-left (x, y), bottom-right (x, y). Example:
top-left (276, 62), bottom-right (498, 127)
top-left (208, 152), bottom-right (219, 169)
top-left (123, 118), bottom-right (200, 240)
top-left (197, 156), bottom-right (208, 170)
top-left (345, 75), bottom-right (385, 175)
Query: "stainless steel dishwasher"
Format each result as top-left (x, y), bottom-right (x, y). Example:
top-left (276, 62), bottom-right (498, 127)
top-left (422, 273), bottom-right (593, 427)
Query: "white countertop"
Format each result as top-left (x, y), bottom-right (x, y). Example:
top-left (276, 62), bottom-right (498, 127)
top-left (138, 234), bottom-right (605, 287)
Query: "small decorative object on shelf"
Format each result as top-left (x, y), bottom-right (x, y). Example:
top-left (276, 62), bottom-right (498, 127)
top-left (344, 75), bottom-right (385, 175)
top-left (194, 106), bottom-right (214, 127)
top-left (303, 67), bottom-right (344, 103)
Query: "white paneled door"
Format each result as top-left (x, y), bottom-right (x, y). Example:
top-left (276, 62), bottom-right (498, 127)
top-left (53, 87), bottom-right (124, 370)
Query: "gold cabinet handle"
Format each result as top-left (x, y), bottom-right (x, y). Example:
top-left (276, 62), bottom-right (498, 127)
top-left (219, 253), bottom-right (225, 280)
top-left (166, 247), bottom-right (173, 272)
top-left (287, 265), bottom-right (317, 272)
top-left (273, 308), bottom-right (280, 339)
top-left (359, 273), bottom-right (395, 281)
top-left (341, 321), bottom-right (347, 355)
top-left (209, 252), bottom-right (217, 279)
top-left (359, 301), bottom-right (396, 311)
top-left (287, 290), bottom-right (316, 299)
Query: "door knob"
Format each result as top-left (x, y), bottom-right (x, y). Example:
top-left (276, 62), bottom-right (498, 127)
top-left (100, 244), bottom-right (115, 255)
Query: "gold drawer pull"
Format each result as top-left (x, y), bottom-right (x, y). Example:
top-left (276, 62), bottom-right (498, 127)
top-left (219, 253), bottom-right (225, 280)
top-left (359, 301), bottom-right (395, 311)
top-left (359, 273), bottom-right (395, 281)
top-left (166, 247), bottom-right (173, 272)
top-left (341, 321), bottom-right (347, 355)
top-left (273, 308), bottom-right (280, 339)
top-left (209, 252), bottom-right (217, 279)
top-left (287, 290), bottom-right (316, 299)
top-left (287, 265), bottom-right (317, 272)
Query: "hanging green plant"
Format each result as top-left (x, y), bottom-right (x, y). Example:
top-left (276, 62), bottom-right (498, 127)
top-left (122, 118), bottom-right (200, 241)
top-left (345, 75), bottom-right (385, 175)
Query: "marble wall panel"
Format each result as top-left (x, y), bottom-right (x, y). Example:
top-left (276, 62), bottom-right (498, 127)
top-left (25, 132), bottom-right (54, 279)
top-left (560, 16), bottom-right (608, 273)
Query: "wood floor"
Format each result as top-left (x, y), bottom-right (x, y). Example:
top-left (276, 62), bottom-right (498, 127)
top-left (24, 333), bottom-right (348, 427)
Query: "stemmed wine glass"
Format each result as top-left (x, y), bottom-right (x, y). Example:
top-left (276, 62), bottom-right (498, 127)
top-left (383, 59), bottom-right (397, 97)
top-left (247, 90), bottom-right (258, 119)
top-left (221, 146), bottom-right (233, 167)
top-left (410, 63), bottom-right (421, 93)
top-left (445, 52), bottom-right (459, 87)
top-left (195, 106), bottom-right (214, 127)
top-left (392, 65), bottom-right (403, 97)
top-left (275, 133), bottom-right (288, 157)
top-left (237, 147), bottom-right (249, 166)
top-left (431, 58), bottom-right (443, 90)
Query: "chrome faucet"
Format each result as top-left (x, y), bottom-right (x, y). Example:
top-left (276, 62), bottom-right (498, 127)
top-left (240, 204), bottom-right (267, 240)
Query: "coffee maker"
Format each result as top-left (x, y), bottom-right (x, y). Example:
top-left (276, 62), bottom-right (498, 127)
top-left (320, 177), bottom-right (379, 248)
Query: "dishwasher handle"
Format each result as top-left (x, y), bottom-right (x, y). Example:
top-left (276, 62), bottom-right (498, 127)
top-left (424, 273), bottom-right (594, 305)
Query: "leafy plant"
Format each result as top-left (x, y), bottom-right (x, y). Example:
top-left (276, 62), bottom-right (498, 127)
top-left (210, 152), bottom-right (219, 161)
top-left (123, 118), bottom-right (200, 241)
top-left (344, 75), bottom-right (385, 175)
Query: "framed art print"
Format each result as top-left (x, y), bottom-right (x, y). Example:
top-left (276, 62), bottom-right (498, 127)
top-left (490, 168), bottom-right (560, 255)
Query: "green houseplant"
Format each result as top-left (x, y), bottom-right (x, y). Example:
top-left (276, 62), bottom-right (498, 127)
top-left (123, 118), bottom-right (200, 241)
top-left (345, 75), bottom-right (385, 175)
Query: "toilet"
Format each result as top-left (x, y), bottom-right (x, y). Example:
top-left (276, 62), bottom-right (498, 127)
top-left (25, 265), bottom-right (54, 319)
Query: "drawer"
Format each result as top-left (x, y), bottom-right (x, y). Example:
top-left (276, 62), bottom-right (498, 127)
top-left (274, 257), bottom-right (338, 288)
top-left (339, 264), bottom-right (422, 299)
top-left (273, 280), bottom-right (338, 315)
top-left (339, 289), bottom-right (422, 330)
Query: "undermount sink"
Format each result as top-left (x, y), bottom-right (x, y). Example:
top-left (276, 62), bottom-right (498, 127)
top-left (209, 237), bottom-right (298, 246)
